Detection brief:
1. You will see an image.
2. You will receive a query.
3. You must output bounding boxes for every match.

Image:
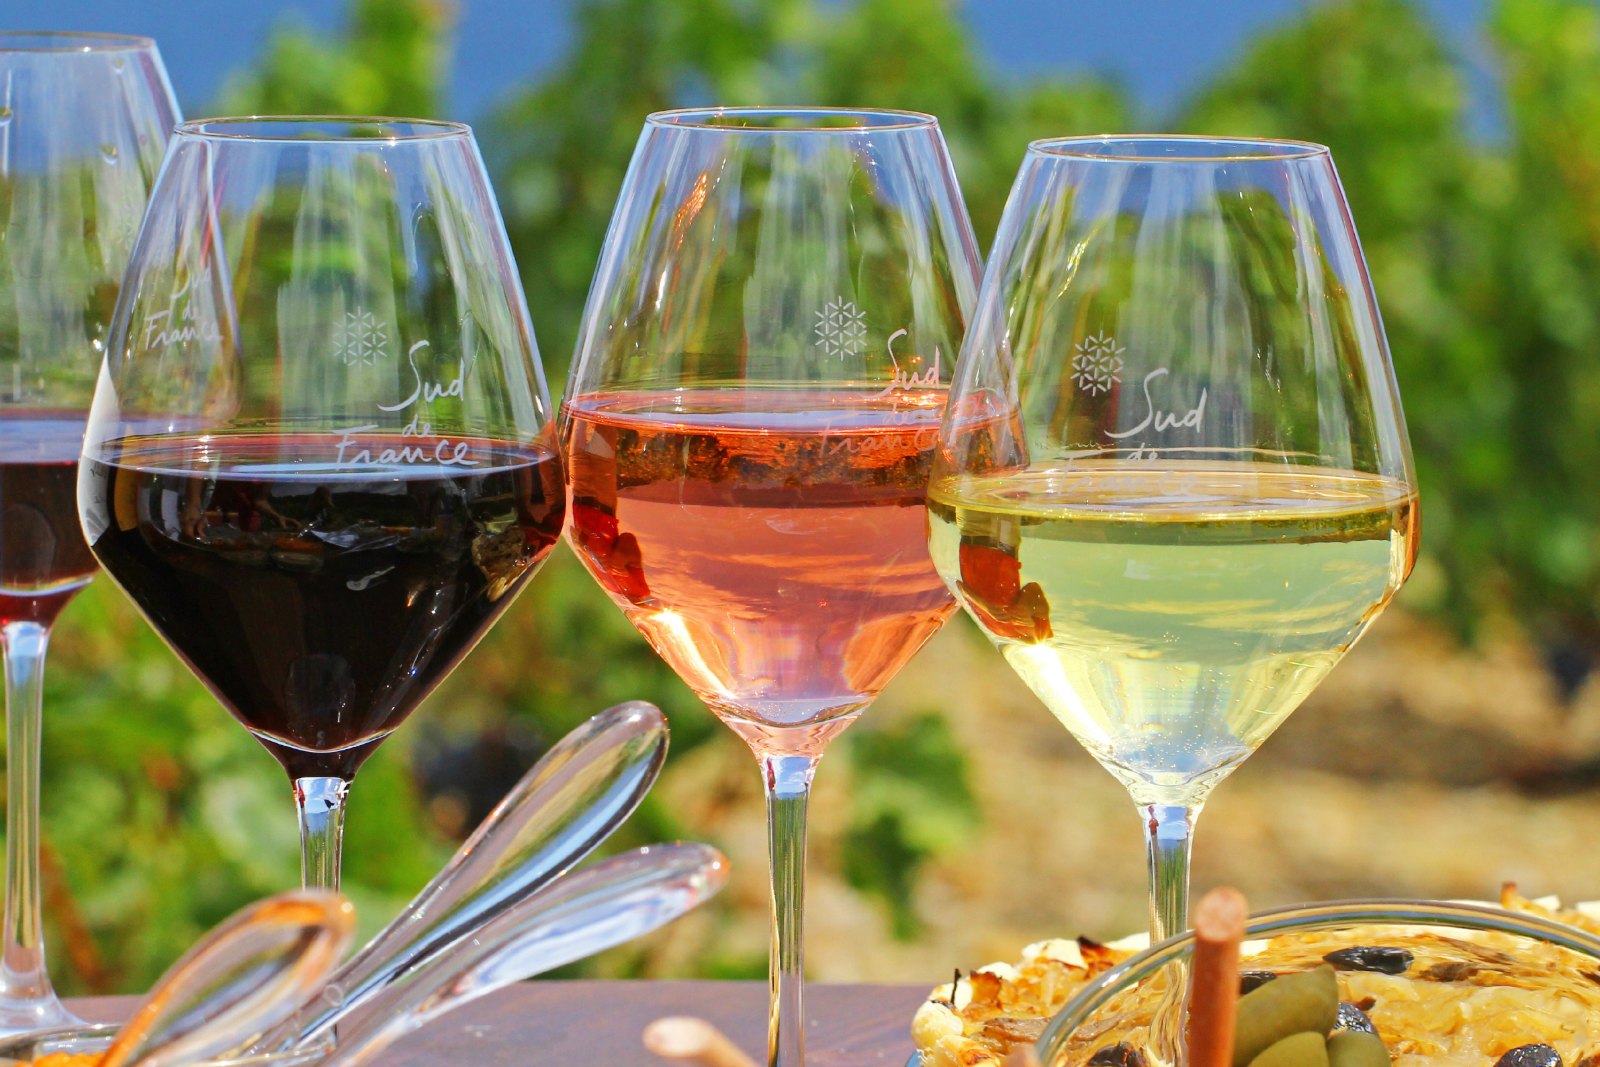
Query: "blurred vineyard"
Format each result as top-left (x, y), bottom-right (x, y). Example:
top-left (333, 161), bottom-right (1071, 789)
top-left (30, 0), bottom-right (1600, 994)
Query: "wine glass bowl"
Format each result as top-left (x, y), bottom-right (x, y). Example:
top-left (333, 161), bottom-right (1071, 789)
top-left (561, 106), bottom-right (981, 1065)
top-left (0, 31), bottom-right (178, 1035)
top-left (929, 135), bottom-right (1418, 942)
top-left (80, 116), bottom-right (563, 889)
top-left (563, 387), bottom-right (956, 753)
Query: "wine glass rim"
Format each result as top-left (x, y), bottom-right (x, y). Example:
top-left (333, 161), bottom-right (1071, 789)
top-left (646, 105), bottom-right (939, 132)
top-left (174, 115), bottom-right (473, 144)
top-left (1029, 133), bottom-right (1332, 162)
top-left (0, 30), bottom-right (156, 52)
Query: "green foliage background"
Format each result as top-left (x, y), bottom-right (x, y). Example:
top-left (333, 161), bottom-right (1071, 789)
top-left (26, 0), bottom-right (1600, 992)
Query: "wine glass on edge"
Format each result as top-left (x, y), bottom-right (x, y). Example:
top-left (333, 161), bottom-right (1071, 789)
top-left (561, 107), bottom-right (980, 1067)
top-left (0, 32), bottom-right (177, 1035)
top-left (80, 117), bottom-right (565, 893)
top-left (928, 136), bottom-right (1418, 944)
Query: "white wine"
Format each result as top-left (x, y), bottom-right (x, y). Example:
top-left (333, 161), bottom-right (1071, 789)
top-left (928, 462), bottom-right (1418, 804)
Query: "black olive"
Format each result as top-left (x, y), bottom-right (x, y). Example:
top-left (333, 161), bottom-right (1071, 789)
top-left (1322, 946), bottom-right (1414, 974)
top-left (1088, 1043), bottom-right (1149, 1067)
top-left (1239, 970), bottom-right (1278, 994)
top-left (1494, 1045), bottom-right (1563, 1067)
top-left (1335, 1001), bottom-right (1378, 1034)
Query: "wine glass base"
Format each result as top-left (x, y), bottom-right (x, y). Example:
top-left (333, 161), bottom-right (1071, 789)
top-left (0, 1024), bottom-right (325, 1066)
top-left (0, 1021), bottom-right (117, 1060)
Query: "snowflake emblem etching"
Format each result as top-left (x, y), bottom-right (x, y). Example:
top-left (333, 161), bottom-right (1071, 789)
top-left (334, 308), bottom-right (387, 368)
top-left (1071, 331), bottom-right (1125, 395)
top-left (814, 297), bottom-right (867, 360)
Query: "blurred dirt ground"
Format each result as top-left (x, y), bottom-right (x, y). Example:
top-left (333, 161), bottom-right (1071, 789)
top-left (621, 606), bottom-right (1600, 984)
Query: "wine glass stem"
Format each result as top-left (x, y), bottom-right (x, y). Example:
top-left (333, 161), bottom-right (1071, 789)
top-left (0, 621), bottom-right (79, 1031)
top-left (763, 753), bottom-right (818, 1067)
top-left (1142, 802), bottom-right (1197, 943)
top-left (294, 776), bottom-right (350, 891)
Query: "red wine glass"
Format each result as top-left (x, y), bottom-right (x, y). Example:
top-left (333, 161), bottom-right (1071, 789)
top-left (80, 118), bottom-right (564, 893)
top-left (560, 107), bottom-right (980, 1067)
top-left (0, 32), bottom-right (177, 1035)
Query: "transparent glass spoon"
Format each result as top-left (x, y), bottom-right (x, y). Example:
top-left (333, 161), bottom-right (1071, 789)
top-left (255, 699), bottom-right (669, 1052)
top-left (105, 890), bottom-right (353, 1067)
top-left (307, 842), bottom-right (728, 1067)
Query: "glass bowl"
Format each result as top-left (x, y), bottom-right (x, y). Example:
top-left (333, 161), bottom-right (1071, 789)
top-left (1035, 899), bottom-right (1600, 1067)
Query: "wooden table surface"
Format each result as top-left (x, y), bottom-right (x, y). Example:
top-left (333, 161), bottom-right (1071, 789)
top-left (77, 982), bottom-right (930, 1066)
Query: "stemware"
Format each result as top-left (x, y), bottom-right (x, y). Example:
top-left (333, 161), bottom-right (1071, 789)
top-left (560, 107), bottom-right (980, 1066)
top-left (0, 32), bottom-right (178, 1033)
top-left (928, 136), bottom-right (1418, 943)
top-left (79, 117), bottom-right (565, 892)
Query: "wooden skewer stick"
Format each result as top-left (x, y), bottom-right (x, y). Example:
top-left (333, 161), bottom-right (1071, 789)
top-left (1186, 886), bottom-right (1250, 1067)
top-left (643, 1016), bottom-right (760, 1067)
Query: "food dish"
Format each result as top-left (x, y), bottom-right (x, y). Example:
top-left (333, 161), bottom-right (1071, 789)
top-left (912, 888), bottom-right (1600, 1067)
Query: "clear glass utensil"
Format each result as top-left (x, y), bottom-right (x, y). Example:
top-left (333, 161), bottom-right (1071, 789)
top-left (304, 841), bottom-right (728, 1067)
top-left (0, 30), bottom-right (179, 1035)
top-left (256, 699), bottom-right (668, 1053)
top-left (929, 136), bottom-right (1418, 943)
top-left (0, 891), bottom-right (351, 1067)
top-left (561, 106), bottom-right (981, 1067)
top-left (79, 116), bottom-right (564, 894)
top-left (0, 700), bottom-right (680, 1067)
top-left (104, 890), bottom-right (352, 1067)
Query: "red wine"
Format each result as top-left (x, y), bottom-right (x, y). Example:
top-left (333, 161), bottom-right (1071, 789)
top-left (82, 434), bottom-right (565, 779)
top-left (0, 415), bottom-right (96, 626)
top-left (562, 388), bottom-right (955, 752)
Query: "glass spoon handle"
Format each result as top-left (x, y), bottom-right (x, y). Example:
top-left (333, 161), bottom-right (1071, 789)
top-left (262, 700), bottom-right (669, 1050)
top-left (306, 842), bottom-right (729, 1067)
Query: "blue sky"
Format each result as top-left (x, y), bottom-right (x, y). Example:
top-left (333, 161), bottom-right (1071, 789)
top-left (4, 0), bottom-right (1486, 120)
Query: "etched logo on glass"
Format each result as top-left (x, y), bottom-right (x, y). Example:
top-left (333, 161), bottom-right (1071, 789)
top-left (814, 297), bottom-right (867, 360)
top-left (334, 308), bottom-right (387, 368)
top-left (1071, 331), bottom-right (1124, 395)
top-left (335, 340), bottom-right (480, 469)
top-left (141, 276), bottom-right (222, 353)
top-left (1071, 331), bottom-right (1208, 455)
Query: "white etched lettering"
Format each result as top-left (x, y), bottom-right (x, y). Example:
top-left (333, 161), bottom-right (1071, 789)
top-left (142, 277), bottom-right (222, 352)
top-left (874, 329), bottom-right (943, 398)
top-left (337, 339), bottom-right (481, 470)
top-left (1105, 369), bottom-right (1207, 441)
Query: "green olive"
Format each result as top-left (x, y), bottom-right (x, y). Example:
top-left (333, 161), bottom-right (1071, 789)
top-left (1232, 965), bottom-right (1339, 1067)
top-left (1247, 1031), bottom-right (1329, 1067)
top-left (1327, 1029), bottom-right (1391, 1067)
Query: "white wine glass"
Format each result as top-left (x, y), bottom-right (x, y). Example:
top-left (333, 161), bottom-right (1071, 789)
top-left (929, 136), bottom-right (1418, 944)
top-left (561, 107), bottom-right (980, 1067)
top-left (0, 31), bottom-right (177, 1035)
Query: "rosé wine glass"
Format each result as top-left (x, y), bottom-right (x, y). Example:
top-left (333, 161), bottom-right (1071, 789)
top-left (560, 107), bottom-right (980, 1067)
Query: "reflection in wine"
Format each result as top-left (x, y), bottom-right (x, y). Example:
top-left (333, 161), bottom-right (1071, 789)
top-left (930, 462), bottom-right (1418, 803)
top-left (83, 434), bottom-right (565, 779)
top-left (563, 388), bottom-right (955, 756)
